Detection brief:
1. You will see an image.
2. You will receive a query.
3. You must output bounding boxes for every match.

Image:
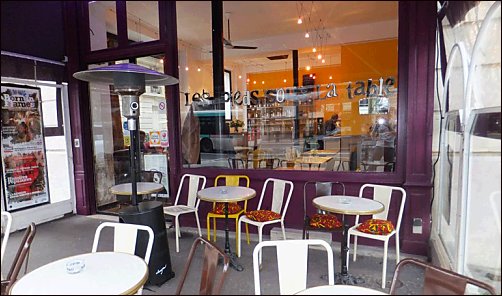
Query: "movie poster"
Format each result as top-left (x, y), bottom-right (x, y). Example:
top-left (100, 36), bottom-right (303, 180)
top-left (1, 84), bottom-right (50, 211)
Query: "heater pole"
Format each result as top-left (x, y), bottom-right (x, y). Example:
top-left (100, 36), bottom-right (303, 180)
top-left (128, 117), bottom-right (138, 206)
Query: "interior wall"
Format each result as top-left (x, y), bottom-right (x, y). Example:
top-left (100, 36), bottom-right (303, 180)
top-left (247, 39), bottom-right (399, 136)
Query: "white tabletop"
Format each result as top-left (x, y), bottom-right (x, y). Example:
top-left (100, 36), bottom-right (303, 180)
top-left (197, 186), bottom-right (256, 203)
top-left (313, 195), bottom-right (384, 216)
top-left (294, 284), bottom-right (387, 295)
top-left (10, 252), bottom-right (148, 295)
top-left (109, 182), bottom-right (164, 195)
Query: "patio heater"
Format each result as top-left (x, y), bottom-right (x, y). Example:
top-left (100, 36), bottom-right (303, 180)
top-left (73, 63), bottom-right (178, 285)
top-left (73, 63), bottom-right (178, 206)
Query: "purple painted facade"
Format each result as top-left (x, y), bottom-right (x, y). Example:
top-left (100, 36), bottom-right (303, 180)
top-left (58, 1), bottom-right (436, 256)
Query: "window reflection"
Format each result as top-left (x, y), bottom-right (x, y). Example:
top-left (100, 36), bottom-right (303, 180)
top-left (178, 1), bottom-right (399, 172)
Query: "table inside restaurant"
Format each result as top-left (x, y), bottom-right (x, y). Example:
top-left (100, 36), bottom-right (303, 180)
top-left (10, 252), bottom-right (148, 295)
top-left (302, 149), bottom-right (340, 156)
top-left (312, 195), bottom-right (384, 285)
top-left (295, 156), bottom-right (333, 170)
top-left (294, 284), bottom-right (387, 295)
top-left (197, 186), bottom-right (256, 271)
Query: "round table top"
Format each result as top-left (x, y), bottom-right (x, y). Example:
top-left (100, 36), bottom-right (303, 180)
top-left (313, 195), bottom-right (384, 215)
top-left (197, 186), bottom-right (256, 203)
top-left (110, 182), bottom-right (164, 195)
top-left (10, 252), bottom-right (148, 295)
top-left (294, 284), bottom-right (387, 295)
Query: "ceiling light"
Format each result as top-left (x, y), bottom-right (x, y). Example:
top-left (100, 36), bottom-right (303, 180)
top-left (262, 81), bottom-right (265, 84)
top-left (253, 81), bottom-right (256, 84)
top-left (305, 32), bottom-right (310, 38)
top-left (317, 54), bottom-right (322, 60)
top-left (312, 48), bottom-right (317, 53)
top-left (185, 66), bottom-right (189, 71)
top-left (297, 18), bottom-right (303, 24)
top-left (306, 66), bottom-right (311, 71)
top-left (238, 75), bottom-right (242, 79)
top-left (329, 76), bottom-right (332, 80)
top-left (246, 78), bottom-right (250, 82)
top-left (309, 73), bottom-right (313, 78)
top-left (283, 79), bottom-right (287, 83)
top-left (313, 75), bottom-right (316, 79)
top-left (322, 59), bottom-right (325, 63)
top-left (197, 67), bottom-right (201, 72)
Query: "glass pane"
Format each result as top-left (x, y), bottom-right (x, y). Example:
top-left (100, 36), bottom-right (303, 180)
top-left (465, 110), bottom-right (501, 293)
top-left (126, 1), bottom-right (159, 44)
top-left (438, 111), bottom-right (463, 264)
top-left (89, 1), bottom-right (118, 51)
top-left (39, 83), bottom-right (58, 127)
top-left (181, 1), bottom-right (398, 171)
top-left (176, 1), bottom-right (214, 168)
top-left (88, 56), bottom-right (170, 214)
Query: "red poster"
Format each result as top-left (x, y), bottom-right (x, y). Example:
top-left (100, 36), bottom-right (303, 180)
top-left (1, 84), bottom-right (50, 211)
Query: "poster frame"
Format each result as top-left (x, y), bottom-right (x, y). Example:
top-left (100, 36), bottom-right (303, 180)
top-left (1, 83), bottom-right (51, 212)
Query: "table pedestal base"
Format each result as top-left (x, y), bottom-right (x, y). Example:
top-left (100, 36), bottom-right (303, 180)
top-left (335, 272), bottom-right (365, 285)
top-left (225, 250), bottom-right (244, 272)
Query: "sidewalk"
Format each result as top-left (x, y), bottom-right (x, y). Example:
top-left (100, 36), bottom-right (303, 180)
top-left (2, 214), bottom-right (426, 294)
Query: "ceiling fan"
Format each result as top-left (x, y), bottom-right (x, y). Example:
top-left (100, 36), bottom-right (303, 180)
top-left (224, 13), bottom-right (257, 50)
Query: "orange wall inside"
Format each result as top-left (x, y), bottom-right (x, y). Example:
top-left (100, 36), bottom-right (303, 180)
top-left (247, 39), bottom-right (399, 136)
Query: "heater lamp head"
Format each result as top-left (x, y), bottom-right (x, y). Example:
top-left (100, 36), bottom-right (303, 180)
top-left (73, 63), bottom-right (179, 86)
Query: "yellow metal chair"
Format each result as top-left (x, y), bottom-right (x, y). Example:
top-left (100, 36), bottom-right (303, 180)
top-left (207, 175), bottom-right (250, 248)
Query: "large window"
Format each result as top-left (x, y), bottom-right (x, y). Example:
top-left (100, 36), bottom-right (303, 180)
top-left (88, 56), bottom-right (170, 214)
top-left (178, 1), bottom-right (399, 172)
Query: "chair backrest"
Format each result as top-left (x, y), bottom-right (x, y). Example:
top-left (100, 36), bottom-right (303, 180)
top-left (357, 184), bottom-right (407, 232)
top-left (1, 222), bottom-right (36, 295)
top-left (303, 181), bottom-right (345, 218)
top-left (1, 211), bottom-right (13, 267)
top-left (227, 157), bottom-right (245, 169)
top-left (256, 178), bottom-right (294, 218)
top-left (214, 175), bottom-right (251, 210)
top-left (323, 158), bottom-right (336, 171)
top-left (140, 170), bottom-right (163, 183)
top-left (91, 222), bottom-right (154, 264)
top-left (389, 258), bottom-right (497, 295)
top-left (214, 175), bottom-right (250, 188)
top-left (176, 237), bottom-right (230, 295)
top-left (118, 170), bottom-right (162, 184)
top-left (253, 239), bottom-right (334, 295)
top-left (174, 174), bottom-right (207, 208)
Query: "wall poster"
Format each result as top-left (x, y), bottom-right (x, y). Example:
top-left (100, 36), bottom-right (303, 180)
top-left (1, 83), bottom-right (50, 211)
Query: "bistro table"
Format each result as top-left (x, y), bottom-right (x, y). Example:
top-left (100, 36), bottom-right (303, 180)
top-left (10, 252), bottom-right (148, 295)
top-left (294, 284), bottom-right (387, 295)
top-left (313, 195), bottom-right (384, 285)
top-left (197, 186), bottom-right (256, 271)
top-left (110, 182), bottom-right (164, 196)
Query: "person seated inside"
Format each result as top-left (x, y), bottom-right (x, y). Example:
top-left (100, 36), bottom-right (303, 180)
top-left (324, 114), bottom-right (341, 136)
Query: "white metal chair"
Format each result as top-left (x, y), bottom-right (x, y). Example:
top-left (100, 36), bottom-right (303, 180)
top-left (252, 239), bottom-right (334, 295)
top-left (347, 184), bottom-right (407, 289)
top-left (92, 221), bottom-right (154, 295)
top-left (237, 178), bottom-right (294, 261)
top-left (163, 173), bottom-right (207, 252)
top-left (1, 211), bottom-right (13, 280)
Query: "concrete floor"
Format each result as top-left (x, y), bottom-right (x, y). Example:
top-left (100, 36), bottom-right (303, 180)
top-left (2, 214), bottom-right (426, 294)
